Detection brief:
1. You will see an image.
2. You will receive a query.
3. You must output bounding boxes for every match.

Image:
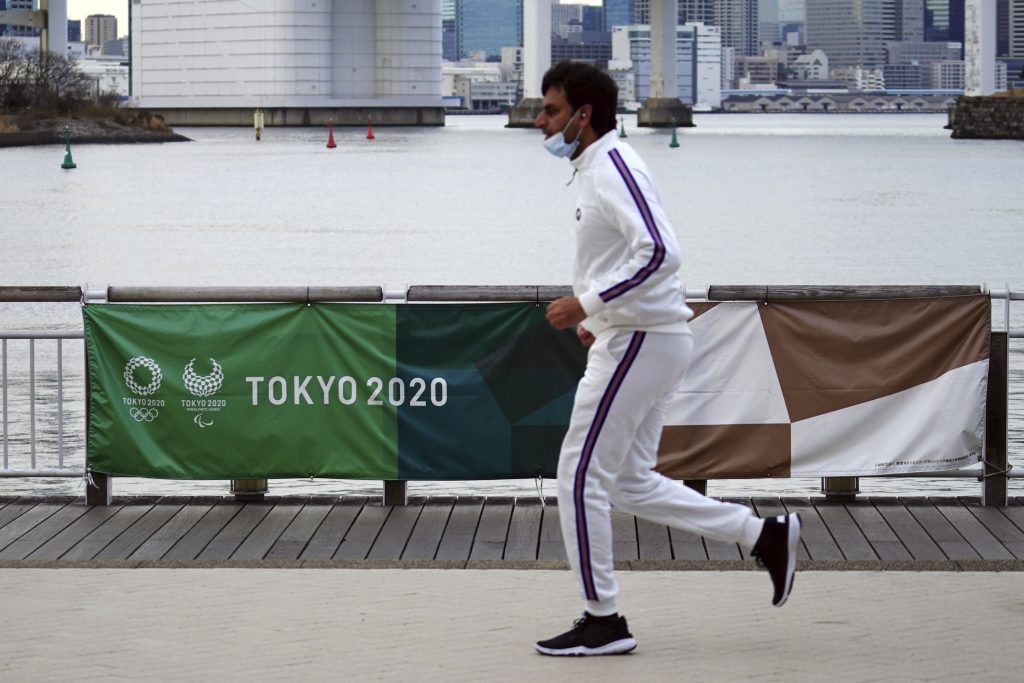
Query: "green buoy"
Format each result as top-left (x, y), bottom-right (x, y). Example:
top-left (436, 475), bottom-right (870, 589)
top-left (60, 128), bottom-right (77, 169)
top-left (619, 118), bottom-right (627, 138)
top-left (669, 120), bottom-right (680, 148)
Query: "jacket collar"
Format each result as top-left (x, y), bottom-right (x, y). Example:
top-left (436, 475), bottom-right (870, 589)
top-left (570, 129), bottom-right (619, 172)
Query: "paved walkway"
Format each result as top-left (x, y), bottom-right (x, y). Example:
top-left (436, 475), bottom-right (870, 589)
top-left (1, 568), bottom-right (1021, 682)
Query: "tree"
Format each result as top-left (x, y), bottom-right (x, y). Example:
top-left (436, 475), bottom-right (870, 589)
top-left (0, 38), bottom-right (90, 115)
top-left (0, 39), bottom-right (30, 113)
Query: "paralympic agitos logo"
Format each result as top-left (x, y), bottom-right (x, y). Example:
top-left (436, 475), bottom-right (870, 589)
top-left (181, 358), bottom-right (227, 428)
top-left (121, 356), bottom-right (227, 428)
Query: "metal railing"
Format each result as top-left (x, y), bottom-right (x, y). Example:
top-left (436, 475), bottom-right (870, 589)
top-left (1, 330), bottom-right (84, 478)
top-left (1, 284), bottom-right (1020, 506)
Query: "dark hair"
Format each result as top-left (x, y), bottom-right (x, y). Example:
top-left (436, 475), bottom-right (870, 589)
top-left (541, 61), bottom-right (618, 137)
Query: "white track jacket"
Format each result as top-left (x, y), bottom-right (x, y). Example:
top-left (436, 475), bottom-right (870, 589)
top-left (568, 130), bottom-right (693, 336)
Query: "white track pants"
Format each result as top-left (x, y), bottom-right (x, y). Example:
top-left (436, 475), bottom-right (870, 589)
top-left (557, 329), bottom-right (764, 616)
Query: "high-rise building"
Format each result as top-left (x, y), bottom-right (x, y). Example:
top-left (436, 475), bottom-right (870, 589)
top-left (760, 0), bottom-right (783, 44)
top-left (780, 0), bottom-right (806, 22)
top-left (1011, 0), bottom-right (1024, 58)
top-left (582, 5), bottom-right (604, 31)
top-left (68, 19), bottom-right (81, 43)
top-left (630, 0), bottom-right (688, 24)
top-left (614, 23), bottom-right (722, 108)
top-left (635, 0), bottom-right (650, 24)
top-left (443, 0), bottom-right (457, 61)
top-left (760, 0), bottom-right (807, 44)
top-left (604, 0), bottom-right (635, 30)
top-left (895, 0), bottom-right (925, 41)
top-left (681, 0), bottom-right (716, 26)
top-left (998, 0), bottom-right (1010, 57)
top-left (1, 0), bottom-right (39, 38)
top-left (456, 0), bottom-right (522, 60)
top-left (85, 14), bottom-right (118, 51)
top-left (716, 0), bottom-right (758, 57)
top-left (550, 3), bottom-right (603, 37)
top-left (552, 31), bottom-right (613, 63)
top-left (805, 0), bottom-right (896, 68)
top-left (885, 39), bottom-right (962, 64)
top-left (930, 59), bottom-right (965, 88)
top-left (553, 3), bottom-right (585, 39)
top-left (614, 0), bottom-right (686, 27)
top-left (924, 1), bottom-right (965, 44)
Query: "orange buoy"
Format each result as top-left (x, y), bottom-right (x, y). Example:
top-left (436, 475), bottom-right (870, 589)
top-left (326, 124), bottom-right (337, 149)
top-left (366, 116), bottom-right (375, 140)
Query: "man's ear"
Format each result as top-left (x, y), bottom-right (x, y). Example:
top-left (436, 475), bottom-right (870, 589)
top-left (579, 105), bottom-right (593, 128)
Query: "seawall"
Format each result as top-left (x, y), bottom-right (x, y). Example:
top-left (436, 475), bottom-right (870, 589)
top-left (948, 95), bottom-right (1024, 140)
top-left (0, 117), bottom-right (190, 147)
top-left (147, 106), bottom-right (445, 127)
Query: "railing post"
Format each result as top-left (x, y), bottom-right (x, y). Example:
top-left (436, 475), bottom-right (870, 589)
top-left (983, 331), bottom-right (1008, 507)
top-left (384, 480), bottom-right (408, 506)
top-left (232, 478), bottom-right (268, 502)
top-left (821, 477), bottom-right (859, 502)
top-left (86, 473), bottom-right (112, 506)
top-left (684, 479), bottom-right (707, 495)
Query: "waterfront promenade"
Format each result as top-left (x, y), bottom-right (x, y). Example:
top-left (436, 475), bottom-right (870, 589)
top-left (2, 494), bottom-right (1024, 680)
top-left (1, 567), bottom-right (1021, 681)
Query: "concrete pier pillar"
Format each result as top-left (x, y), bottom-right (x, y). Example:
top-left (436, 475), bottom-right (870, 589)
top-left (44, 1), bottom-right (68, 58)
top-left (638, 0), bottom-right (692, 128)
top-left (649, 0), bottom-right (677, 100)
top-left (964, 0), bottom-right (997, 96)
top-left (508, 0), bottom-right (552, 128)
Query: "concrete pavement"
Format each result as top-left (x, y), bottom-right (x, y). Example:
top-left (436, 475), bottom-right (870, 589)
top-left (0, 568), bottom-right (1021, 682)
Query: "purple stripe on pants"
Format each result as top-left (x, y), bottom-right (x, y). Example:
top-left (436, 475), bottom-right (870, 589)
top-left (573, 331), bottom-right (647, 601)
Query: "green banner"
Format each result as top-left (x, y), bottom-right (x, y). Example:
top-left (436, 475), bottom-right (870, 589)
top-left (84, 303), bottom-right (585, 480)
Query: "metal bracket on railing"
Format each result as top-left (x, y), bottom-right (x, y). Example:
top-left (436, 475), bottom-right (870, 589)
top-left (535, 475), bottom-right (546, 507)
top-left (383, 284), bottom-right (409, 303)
top-left (1005, 282), bottom-right (1011, 334)
top-left (83, 466), bottom-right (96, 489)
top-left (83, 286), bottom-right (109, 304)
top-left (978, 460), bottom-right (1013, 480)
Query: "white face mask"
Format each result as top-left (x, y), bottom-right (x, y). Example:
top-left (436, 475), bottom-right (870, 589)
top-left (542, 109), bottom-right (582, 158)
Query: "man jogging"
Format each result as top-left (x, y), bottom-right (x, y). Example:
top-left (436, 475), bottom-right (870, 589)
top-left (534, 61), bottom-right (801, 657)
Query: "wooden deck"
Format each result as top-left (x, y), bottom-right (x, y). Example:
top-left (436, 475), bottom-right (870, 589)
top-left (1, 496), bottom-right (1024, 566)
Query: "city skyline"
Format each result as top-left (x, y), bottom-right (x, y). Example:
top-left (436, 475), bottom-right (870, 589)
top-left (72, 0), bottom-right (602, 31)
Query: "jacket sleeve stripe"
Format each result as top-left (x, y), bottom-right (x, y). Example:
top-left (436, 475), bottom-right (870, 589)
top-left (599, 148), bottom-right (666, 303)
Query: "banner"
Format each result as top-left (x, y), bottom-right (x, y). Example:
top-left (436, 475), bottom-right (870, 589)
top-left (657, 295), bottom-right (990, 478)
top-left (85, 295), bottom-right (990, 481)
top-left (84, 303), bottom-right (585, 480)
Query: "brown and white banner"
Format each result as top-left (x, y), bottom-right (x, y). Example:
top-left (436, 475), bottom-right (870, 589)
top-left (656, 295), bottom-right (990, 478)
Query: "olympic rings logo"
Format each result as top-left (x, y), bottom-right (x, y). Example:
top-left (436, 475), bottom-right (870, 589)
top-left (129, 407), bottom-right (158, 422)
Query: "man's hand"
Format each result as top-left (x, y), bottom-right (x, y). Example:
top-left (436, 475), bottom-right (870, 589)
top-left (546, 296), bottom-right (587, 330)
top-left (576, 324), bottom-right (595, 348)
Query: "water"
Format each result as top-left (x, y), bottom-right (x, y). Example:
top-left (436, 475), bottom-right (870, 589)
top-left (2, 113), bottom-right (1022, 499)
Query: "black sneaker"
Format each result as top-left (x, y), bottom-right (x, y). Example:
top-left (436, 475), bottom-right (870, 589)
top-left (535, 613), bottom-right (637, 656)
top-left (751, 513), bottom-right (802, 607)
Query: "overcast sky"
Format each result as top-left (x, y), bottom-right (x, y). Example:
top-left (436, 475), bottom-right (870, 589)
top-left (71, 1), bottom-right (129, 31)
